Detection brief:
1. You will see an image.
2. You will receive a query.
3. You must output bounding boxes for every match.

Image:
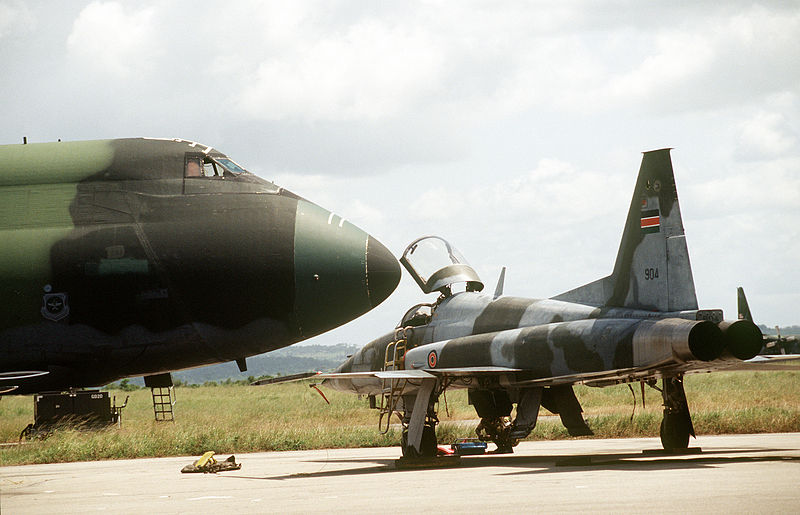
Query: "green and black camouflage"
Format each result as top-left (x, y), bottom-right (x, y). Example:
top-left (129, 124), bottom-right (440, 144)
top-left (0, 138), bottom-right (400, 394)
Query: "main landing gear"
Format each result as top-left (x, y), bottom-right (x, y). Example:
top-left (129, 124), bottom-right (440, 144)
top-left (658, 375), bottom-right (695, 450)
top-left (471, 385), bottom-right (593, 454)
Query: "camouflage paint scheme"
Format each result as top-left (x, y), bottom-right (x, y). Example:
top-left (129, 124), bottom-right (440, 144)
top-left (0, 138), bottom-right (400, 394)
top-left (321, 149), bottom-right (783, 456)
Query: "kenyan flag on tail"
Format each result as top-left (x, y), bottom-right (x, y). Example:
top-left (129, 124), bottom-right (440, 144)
top-left (640, 209), bottom-right (660, 234)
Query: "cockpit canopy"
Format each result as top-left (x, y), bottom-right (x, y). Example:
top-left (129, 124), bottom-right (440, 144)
top-left (400, 236), bottom-right (483, 295)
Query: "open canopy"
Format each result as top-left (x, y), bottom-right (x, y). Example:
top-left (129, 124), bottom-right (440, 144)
top-left (400, 236), bottom-right (483, 295)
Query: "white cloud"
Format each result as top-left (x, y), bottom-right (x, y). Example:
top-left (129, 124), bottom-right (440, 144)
top-left (3, 0), bottom-right (800, 329)
top-left (736, 111), bottom-right (798, 159)
top-left (66, 1), bottom-right (158, 79)
top-left (234, 18), bottom-right (445, 121)
top-left (0, 0), bottom-right (34, 39)
top-left (410, 157), bottom-right (627, 225)
top-left (686, 157), bottom-right (800, 215)
top-left (488, 4), bottom-right (800, 116)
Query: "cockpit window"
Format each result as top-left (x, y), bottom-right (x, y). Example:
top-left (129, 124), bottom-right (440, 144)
top-left (203, 161), bottom-right (218, 177)
top-left (215, 157), bottom-right (247, 175)
top-left (185, 154), bottom-right (251, 179)
top-left (185, 156), bottom-right (203, 177)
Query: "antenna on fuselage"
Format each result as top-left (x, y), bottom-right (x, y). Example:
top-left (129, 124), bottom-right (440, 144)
top-left (493, 267), bottom-right (506, 299)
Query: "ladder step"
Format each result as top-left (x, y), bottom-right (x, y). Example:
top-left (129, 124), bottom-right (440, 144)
top-left (151, 386), bottom-right (175, 421)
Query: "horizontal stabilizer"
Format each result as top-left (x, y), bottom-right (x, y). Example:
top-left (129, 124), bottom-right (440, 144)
top-left (728, 354), bottom-right (800, 371)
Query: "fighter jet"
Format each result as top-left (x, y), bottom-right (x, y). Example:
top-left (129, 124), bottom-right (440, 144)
top-left (320, 149), bottom-right (773, 456)
top-left (737, 287), bottom-right (799, 354)
top-left (0, 138), bottom-right (400, 395)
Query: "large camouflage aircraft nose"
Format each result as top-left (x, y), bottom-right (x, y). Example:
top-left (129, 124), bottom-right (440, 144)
top-left (293, 200), bottom-right (400, 338)
top-left (366, 235), bottom-right (401, 308)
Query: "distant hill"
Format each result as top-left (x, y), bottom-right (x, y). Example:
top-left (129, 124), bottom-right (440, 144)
top-left (758, 325), bottom-right (800, 335)
top-left (114, 343), bottom-right (360, 386)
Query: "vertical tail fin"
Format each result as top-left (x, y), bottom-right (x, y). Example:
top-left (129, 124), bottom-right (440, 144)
top-left (737, 287), bottom-right (753, 321)
top-left (553, 149), bottom-right (698, 312)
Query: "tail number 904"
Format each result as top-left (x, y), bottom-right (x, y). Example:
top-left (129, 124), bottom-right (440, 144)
top-left (644, 267), bottom-right (659, 280)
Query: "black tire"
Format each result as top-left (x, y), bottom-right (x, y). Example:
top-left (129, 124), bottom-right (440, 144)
top-left (660, 413), bottom-right (690, 450)
top-left (401, 425), bottom-right (437, 458)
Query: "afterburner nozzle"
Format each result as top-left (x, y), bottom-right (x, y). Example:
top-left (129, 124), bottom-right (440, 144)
top-left (718, 320), bottom-right (762, 360)
top-left (633, 318), bottom-right (725, 366)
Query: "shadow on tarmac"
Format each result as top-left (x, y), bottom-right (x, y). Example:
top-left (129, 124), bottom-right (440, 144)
top-left (218, 447), bottom-right (800, 481)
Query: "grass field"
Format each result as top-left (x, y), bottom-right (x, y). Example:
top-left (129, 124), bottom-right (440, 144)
top-left (1, 371), bottom-right (798, 466)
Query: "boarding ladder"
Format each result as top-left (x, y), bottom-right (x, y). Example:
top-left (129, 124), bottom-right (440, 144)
top-left (378, 327), bottom-right (409, 433)
top-left (151, 386), bottom-right (176, 422)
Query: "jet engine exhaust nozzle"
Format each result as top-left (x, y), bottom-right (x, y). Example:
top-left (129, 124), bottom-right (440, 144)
top-left (718, 320), bottom-right (762, 361)
top-left (686, 320), bottom-right (726, 362)
top-left (633, 318), bottom-right (725, 366)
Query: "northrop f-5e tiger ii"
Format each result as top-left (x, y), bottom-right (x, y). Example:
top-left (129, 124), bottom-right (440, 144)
top-left (0, 138), bottom-right (400, 398)
top-left (321, 149), bottom-right (796, 457)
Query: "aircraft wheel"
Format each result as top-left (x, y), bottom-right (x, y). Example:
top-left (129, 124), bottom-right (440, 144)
top-left (660, 412), bottom-right (690, 450)
top-left (401, 425), bottom-right (437, 458)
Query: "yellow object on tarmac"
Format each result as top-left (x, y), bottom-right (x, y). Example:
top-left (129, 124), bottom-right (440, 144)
top-left (181, 452), bottom-right (241, 473)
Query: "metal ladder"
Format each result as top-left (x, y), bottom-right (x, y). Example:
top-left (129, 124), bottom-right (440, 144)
top-left (378, 327), bottom-right (408, 434)
top-left (151, 386), bottom-right (176, 422)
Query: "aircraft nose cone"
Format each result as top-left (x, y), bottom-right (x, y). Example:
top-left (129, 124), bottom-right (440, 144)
top-left (366, 235), bottom-right (401, 308)
top-left (293, 200), bottom-right (400, 338)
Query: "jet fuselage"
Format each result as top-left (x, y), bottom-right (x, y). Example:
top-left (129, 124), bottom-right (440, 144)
top-left (0, 138), bottom-right (400, 393)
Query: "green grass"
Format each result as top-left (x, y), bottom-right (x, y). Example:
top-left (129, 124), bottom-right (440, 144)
top-left (1, 371), bottom-right (798, 466)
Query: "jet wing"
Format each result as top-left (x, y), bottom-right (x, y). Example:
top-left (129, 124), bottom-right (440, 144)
top-left (317, 369), bottom-right (437, 380)
top-left (418, 366), bottom-right (522, 376)
top-left (318, 367), bottom-right (522, 380)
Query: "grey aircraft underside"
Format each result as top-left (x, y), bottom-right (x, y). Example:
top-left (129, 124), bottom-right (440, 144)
top-left (319, 149), bottom-right (800, 457)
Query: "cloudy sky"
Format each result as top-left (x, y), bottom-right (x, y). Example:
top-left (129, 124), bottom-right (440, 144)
top-left (2, 1), bottom-right (798, 347)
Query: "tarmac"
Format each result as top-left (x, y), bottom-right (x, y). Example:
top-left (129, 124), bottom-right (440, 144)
top-left (2, 432), bottom-right (800, 514)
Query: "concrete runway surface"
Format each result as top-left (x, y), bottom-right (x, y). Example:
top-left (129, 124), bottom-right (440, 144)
top-left (2, 433), bottom-right (799, 514)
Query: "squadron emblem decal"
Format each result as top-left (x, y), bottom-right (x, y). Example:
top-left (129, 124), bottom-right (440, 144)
top-left (41, 292), bottom-right (69, 321)
top-left (427, 350), bottom-right (438, 368)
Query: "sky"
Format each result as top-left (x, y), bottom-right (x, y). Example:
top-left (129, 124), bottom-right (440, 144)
top-left (1, 1), bottom-right (798, 348)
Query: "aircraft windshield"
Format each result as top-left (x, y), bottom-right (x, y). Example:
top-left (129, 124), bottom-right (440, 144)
top-left (401, 236), bottom-right (483, 294)
top-left (215, 157), bottom-right (247, 174)
top-left (186, 154), bottom-right (252, 179)
top-left (403, 237), bottom-right (467, 284)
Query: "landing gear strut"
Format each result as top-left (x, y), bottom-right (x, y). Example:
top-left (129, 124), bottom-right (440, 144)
top-left (470, 389), bottom-right (516, 453)
top-left (399, 378), bottom-right (440, 458)
top-left (659, 376), bottom-right (695, 450)
top-left (401, 423), bottom-right (437, 458)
